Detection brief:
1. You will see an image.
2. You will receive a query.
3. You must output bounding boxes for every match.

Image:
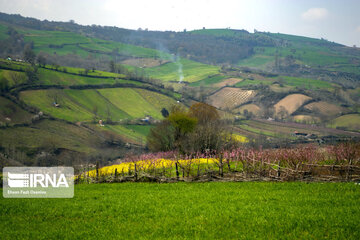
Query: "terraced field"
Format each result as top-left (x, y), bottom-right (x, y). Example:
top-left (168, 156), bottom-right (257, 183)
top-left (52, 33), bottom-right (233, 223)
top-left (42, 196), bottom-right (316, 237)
top-left (274, 94), bottom-right (312, 115)
top-left (304, 101), bottom-right (345, 116)
top-left (20, 89), bottom-right (94, 122)
top-left (97, 88), bottom-right (177, 119)
top-left (64, 89), bottom-right (130, 121)
top-left (19, 88), bottom-right (179, 122)
top-left (234, 104), bottom-right (261, 116)
top-left (207, 87), bottom-right (256, 109)
top-left (134, 88), bottom-right (179, 111)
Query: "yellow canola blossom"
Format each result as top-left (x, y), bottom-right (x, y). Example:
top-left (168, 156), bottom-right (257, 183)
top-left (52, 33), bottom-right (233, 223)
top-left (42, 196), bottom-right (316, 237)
top-left (232, 134), bottom-right (248, 143)
top-left (84, 158), bottom-right (219, 177)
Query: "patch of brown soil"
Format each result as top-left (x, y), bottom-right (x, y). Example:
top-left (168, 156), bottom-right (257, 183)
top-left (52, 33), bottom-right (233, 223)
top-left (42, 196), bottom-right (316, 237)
top-left (274, 94), bottom-right (312, 115)
top-left (213, 78), bottom-right (243, 88)
top-left (207, 87), bottom-right (256, 109)
top-left (304, 101), bottom-right (345, 116)
top-left (234, 104), bottom-right (261, 115)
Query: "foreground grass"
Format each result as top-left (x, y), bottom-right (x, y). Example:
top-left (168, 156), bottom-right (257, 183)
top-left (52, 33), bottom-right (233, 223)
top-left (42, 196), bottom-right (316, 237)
top-left (1, 182), bottom-right (359, 239)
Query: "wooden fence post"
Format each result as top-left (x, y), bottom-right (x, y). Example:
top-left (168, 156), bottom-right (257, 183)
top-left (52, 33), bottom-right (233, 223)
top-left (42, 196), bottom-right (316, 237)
top-left (134, 163), bottom-right (138, 181)
top-left (219, 154), bottom-right (223, 177)
top-left (277, 161), bottom-right (281, 178)
top-left (175, 162), bottom-right (179, 180)
top-left (347, 160), bottom-right (352, 181)
top-left (96, 161), bottom-right (99, 180)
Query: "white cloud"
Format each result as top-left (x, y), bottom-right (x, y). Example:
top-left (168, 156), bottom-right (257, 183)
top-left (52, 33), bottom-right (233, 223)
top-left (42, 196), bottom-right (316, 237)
top-left (356, 26), bottom-right (360, 32)
top-left (301, 8), bottom-right (329, 21)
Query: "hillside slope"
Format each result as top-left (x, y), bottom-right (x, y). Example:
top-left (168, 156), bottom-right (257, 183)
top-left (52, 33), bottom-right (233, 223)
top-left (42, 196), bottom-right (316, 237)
top-left (1, 13), bottom-right (360, 169)
top-left (0, 60), bottom-right (185, 167)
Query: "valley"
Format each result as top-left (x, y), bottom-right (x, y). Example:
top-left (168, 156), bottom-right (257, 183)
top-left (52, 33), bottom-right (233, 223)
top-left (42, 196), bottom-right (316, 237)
top-left (0, 12), bottom-right (359, 169)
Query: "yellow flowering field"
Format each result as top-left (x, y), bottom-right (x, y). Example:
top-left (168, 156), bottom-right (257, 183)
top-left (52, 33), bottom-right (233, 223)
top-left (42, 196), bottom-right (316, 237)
top-left (84, 158), bottom-right (220, 177)
top-left (232, 134), bottom-right (248, 143)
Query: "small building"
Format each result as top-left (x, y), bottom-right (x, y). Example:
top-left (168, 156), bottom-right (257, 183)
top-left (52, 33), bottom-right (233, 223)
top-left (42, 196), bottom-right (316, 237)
top-left (141, 116), bottom-right (153, 123)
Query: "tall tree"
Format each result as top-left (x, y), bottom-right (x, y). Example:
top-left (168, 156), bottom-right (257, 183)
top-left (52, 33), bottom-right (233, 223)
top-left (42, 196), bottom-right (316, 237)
top-left (37, 52), bottom-right (47, 67)
top-left (109, 60), bottom-right (116, 73)
top-left (147, 103), bottom-right (233, 153)
top-left (188, 102), bottom-right (219, 124)
top-left (23, 44), bottom-right (36, 64)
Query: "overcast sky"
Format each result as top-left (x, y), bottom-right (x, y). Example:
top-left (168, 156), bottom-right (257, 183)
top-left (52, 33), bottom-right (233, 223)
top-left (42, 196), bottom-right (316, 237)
top-left (0, 0), bottom-right (359, 47)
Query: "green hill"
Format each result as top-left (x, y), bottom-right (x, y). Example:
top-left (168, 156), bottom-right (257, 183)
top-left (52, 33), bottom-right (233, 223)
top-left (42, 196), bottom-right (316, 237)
top-left (0, 96), bottom-right (33, 125)
top-left (1, 13), bottom-right (360, 168)
top-left (191, 29), bottom-right (360, 75)
top-left (0, 20), bottom-right (221, 84)
top-left (0, 59), bottom-right (185, 167)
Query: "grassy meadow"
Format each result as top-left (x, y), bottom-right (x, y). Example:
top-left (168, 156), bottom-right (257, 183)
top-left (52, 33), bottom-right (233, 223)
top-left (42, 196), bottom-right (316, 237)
top-left (99, 124), bottom-right (151, 144)
top-left (0, 96), bottom-right (33, 124)
top-left (328, 114), bottom-right (360, 132)
top-left (189, 75), bottom-right (227, 87)
top-left (0, 119), bottom-right (99, 153)
top-left (1, 182), bottom-right (359, 239)
top-left (144, 58), bottom-right (220, 82)
top-left (19, 88), bottom-right (179, 122)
